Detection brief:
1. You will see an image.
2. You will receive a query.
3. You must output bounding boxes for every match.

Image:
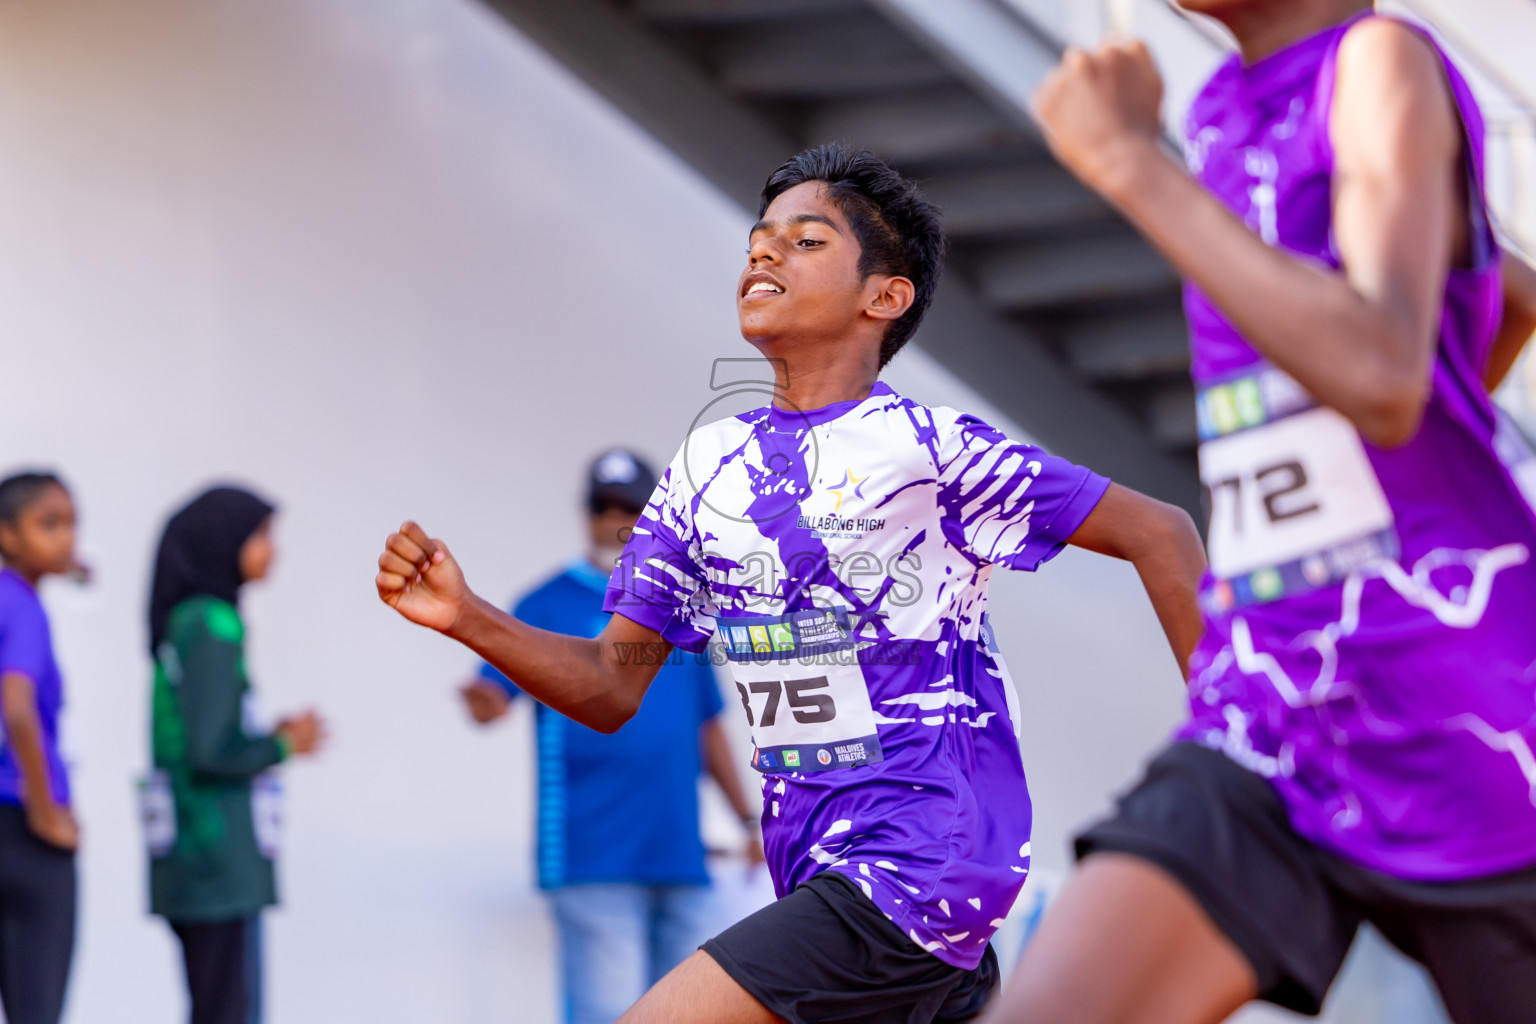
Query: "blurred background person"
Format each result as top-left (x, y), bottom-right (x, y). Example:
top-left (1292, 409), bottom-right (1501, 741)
top-left (144, 487), bottom-right (327, 1024)
top-left (0, 471), bottom-right (82, 1024)
top-left (459, 448), bottom-right (763, 1024)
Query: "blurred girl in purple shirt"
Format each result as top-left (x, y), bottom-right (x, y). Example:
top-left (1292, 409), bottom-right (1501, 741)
top-left (0, 471), bottom-right (83, 1024)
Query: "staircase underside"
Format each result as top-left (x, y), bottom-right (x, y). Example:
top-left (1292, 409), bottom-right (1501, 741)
top-left (483, 0), bottom-right (1202, 514)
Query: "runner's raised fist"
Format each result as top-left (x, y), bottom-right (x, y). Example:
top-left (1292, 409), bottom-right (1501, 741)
top-left (376, 521), bottom-right (469, 634)
top-left (1030, 39), bottom-right (1165, 199)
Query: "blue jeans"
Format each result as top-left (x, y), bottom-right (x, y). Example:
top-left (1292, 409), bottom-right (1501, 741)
top-left (547, 884), bottom-right (716, 1024)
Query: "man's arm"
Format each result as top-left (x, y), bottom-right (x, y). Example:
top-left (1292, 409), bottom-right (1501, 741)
top-left (1032, 23), bottom-right (1466, 447)
top-left (1487, 246), bottom-right (1536, 391)
top-left (377, 521), bottom-right (668, 733)
top-left (701, 717), bottom-right (765, 867)
top-left (1, 671), bottom-right (77, 850)
top-left (1065, 484), bottom-right (1206, 678)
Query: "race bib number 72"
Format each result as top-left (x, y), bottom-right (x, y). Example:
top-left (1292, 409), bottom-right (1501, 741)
top-left (1199, 389), bottom-right (1398, 610)
top-left (1202, 407), bottom-right (1394, 578)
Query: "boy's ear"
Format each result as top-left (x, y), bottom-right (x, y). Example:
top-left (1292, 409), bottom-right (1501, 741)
top-left (865, 275), bottom-right (916, 323)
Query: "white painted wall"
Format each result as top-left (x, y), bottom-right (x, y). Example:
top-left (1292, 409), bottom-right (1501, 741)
top-left (0, 1), bottom-right (1190, 1021)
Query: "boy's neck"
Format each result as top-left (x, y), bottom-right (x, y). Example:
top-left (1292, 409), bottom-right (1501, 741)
top-left (1220, 1), bottom-right (1372, 65)
top-left (765, 343), bottom-right (882, 415)
top-left (758, 336), bottom-right (884, 417)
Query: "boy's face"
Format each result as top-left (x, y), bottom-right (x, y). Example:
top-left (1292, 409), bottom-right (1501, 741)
top-left (738, 182), bottom-right (873, 349)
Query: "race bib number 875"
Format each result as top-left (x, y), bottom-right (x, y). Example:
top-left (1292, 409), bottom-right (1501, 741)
top-left (718, 609), bottom-right (883, 774)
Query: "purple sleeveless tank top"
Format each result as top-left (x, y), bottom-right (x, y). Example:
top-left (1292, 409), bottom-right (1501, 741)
top-left (1177, 14), bottom-right (1536, 880)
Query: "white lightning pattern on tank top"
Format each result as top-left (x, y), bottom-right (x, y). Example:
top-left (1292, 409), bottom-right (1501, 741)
top-left (1445, 712), bottom-right (1536, 806)
top-left (1201, 544), bottom-right (1532, 823)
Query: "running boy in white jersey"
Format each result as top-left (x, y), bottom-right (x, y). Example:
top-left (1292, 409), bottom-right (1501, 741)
top-left (374, 143), bottom-right (1207, 1024)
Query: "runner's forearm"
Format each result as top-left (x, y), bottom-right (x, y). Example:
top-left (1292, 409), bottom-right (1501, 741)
top-left (1101, 145), bottom-right (1438, 447)
top-left (1129, 530), bottom-right (1206, 681)
top-left (1067, 485), bottom-right (1206, 679)
top-left (1, 672), bottom-right (58, 810)
top-left (1486, 248), bottom-right (1536, 391)
top-left (450, 596), bottom-right (661, 733)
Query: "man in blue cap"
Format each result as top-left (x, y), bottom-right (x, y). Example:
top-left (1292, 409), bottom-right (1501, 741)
top-left (459, 448), bottom-right (762, 1024)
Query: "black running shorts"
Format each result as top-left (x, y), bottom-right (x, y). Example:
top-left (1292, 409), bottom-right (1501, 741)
top-left (1077, 742), bottom-right (1536, 1020)
top-left (702, 871), bottom-right (1000, 1024)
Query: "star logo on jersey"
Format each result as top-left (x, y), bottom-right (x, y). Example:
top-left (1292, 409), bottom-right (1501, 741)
top-left (827, 468), bottom-right (867, 513)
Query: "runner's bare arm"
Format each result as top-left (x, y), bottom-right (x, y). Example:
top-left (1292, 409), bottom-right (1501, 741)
top-left (1066, 484), bottom-right (1206, 677)
top-left (1032, 23), bottom-right (1464, 448)
top-left (1487, 246), bottom-right (1536, 391)
top-left (376, 521), bottom-right (669, 732)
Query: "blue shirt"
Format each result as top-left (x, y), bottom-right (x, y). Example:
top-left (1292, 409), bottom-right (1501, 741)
top-left (0, 568), bottom-right (68, 806)
top-left (481, 558), bottom-right (724, 888)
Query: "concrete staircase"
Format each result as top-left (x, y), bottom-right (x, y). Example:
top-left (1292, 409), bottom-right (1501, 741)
top-left (480, 0), bottom-right (1199, 512)
top-left (475, 0), bottom-right (1536, 505)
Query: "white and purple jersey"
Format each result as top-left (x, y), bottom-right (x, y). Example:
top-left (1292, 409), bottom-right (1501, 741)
top-left (604, 382), bottom-right (1108, 967)
top-left (1180, 15), bottom-right (1536, 880)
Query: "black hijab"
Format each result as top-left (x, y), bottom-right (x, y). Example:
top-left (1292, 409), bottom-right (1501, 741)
top-left (148, 486), bottom-right (275, 654)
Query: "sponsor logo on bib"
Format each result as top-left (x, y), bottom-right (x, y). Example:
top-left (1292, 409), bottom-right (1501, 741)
top-left (769, 623), bottom-right (795, 651)
top-left (720, 607), bottom-right (886, 774)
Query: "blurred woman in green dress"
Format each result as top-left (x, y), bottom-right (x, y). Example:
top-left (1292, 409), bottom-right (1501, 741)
top-left (145, 487), bottom-right (325, 1024)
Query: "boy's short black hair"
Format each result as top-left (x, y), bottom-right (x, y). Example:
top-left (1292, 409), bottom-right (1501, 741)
top-left (0, 471), bottom-right (65, 526)
top-left (760, 142), bottom-right (946, 369)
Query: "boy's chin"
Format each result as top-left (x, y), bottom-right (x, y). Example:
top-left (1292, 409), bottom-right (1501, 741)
top-left (737, 324), bottom-right (778, 350)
